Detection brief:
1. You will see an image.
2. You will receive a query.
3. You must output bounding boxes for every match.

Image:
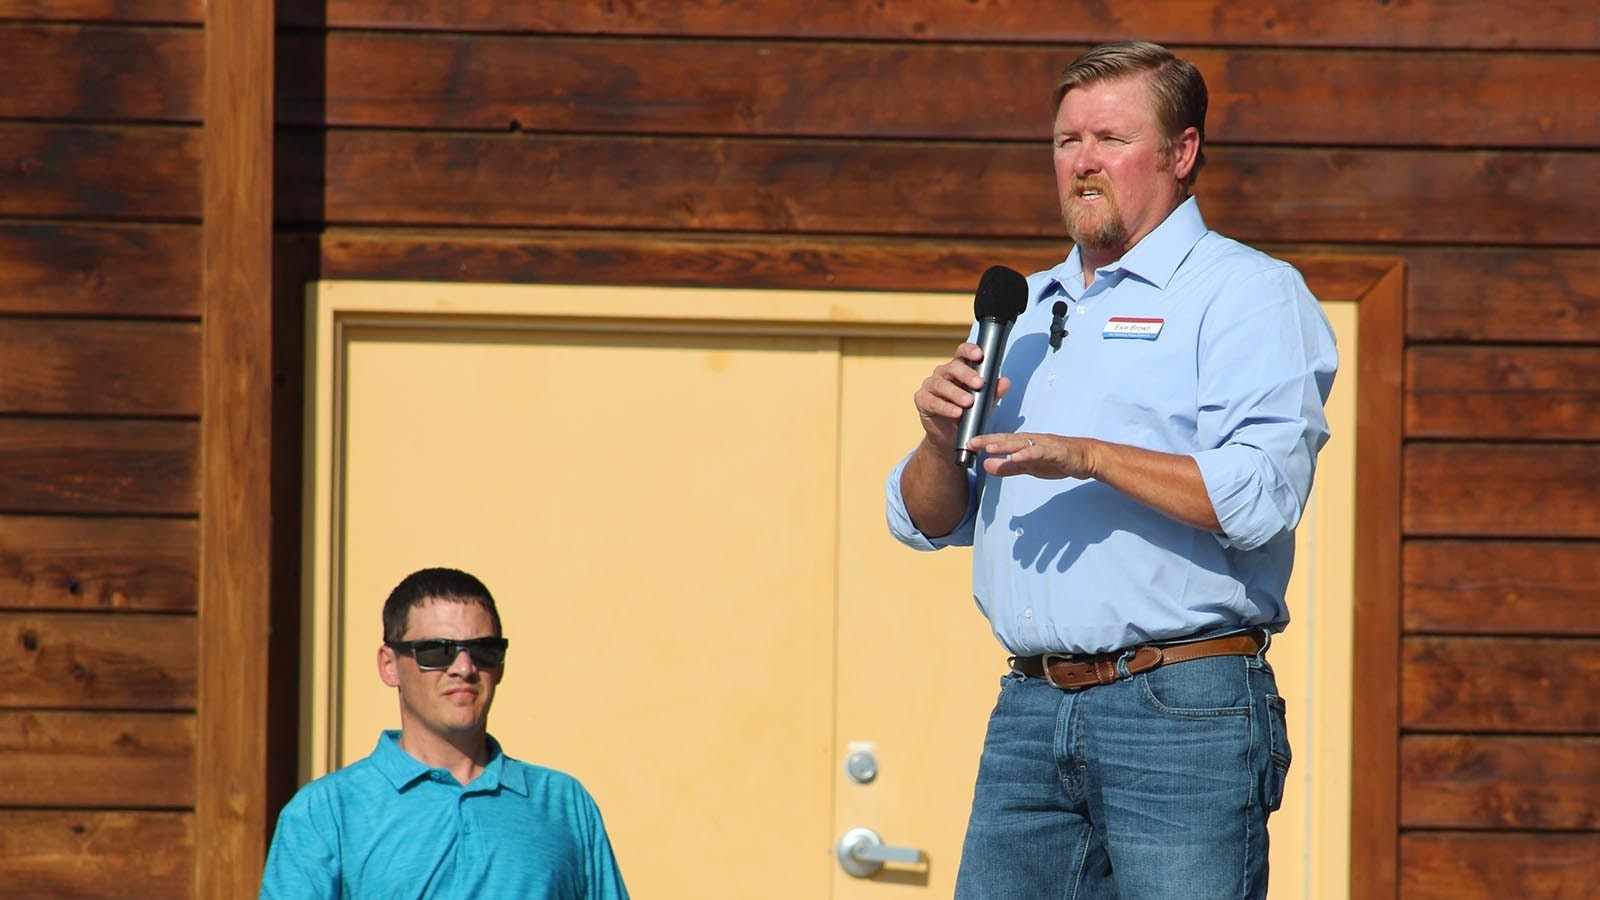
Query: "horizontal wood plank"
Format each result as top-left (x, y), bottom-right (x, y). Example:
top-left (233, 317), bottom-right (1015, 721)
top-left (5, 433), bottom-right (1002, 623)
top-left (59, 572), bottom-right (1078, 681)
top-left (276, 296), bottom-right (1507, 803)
top-left (0, 709), bottom-right (193, 805)
top-left (0, 515), bottom-right (197, 611)
top-left (1401, 734), bottom-right (1600, 829)
top-left (0, 124), bottom-right (198, 221)
top-left (1400, 832), bottom-right (1600, 899)
top-left (0, 611), bottom-right (195, 708)
top-left (298, 0), bottom-right (1600, 51)
top-left (0, 419), bottom-right (198, 515)
top-left (1404, 248), bottom-right (1600, 344)
top-left (1405, 444), bottom-right (1600, 538)
top-left (287, 34), bottom-right (1599, 149)
top-left (286, 132), bottom-right (1598, 245)
top-left (1406, 347), bottom-right (1600, 440)
top-left (1402, 636), bottom-right (1600, 733)
top-left (0, 224), bottom-right (200, 317)
top-left (1404, 540), bottom-right (1600, 637)
top-left (310, 230), bottom-right (1394, 303)
top-left (0, 319), bottom-right (200, 415)
top-left (1206, 148), bottom-right (1595, 246)
top-left (0, 1), bottom-right (198, 24)
top-left (0, 24), bottom-right (199, 122)
top-left (0, 810), bottom-right (192, 900)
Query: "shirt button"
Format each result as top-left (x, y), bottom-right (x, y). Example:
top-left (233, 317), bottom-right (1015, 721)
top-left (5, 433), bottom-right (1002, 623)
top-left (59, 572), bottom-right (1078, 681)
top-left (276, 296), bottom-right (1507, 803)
top-left (1047, 373), bottom-right (1056, 384)
top-left (1076, 305), bottom-right (1087, 314)
top-left (1023, 608), bottom-right (1033, 619)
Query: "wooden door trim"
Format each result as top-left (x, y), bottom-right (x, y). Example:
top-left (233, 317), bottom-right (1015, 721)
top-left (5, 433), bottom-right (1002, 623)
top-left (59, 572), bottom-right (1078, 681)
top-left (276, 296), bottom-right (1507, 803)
top-left (1293, 256), bottom-right (1405, 900)
top-left (300, 259), bottom-right (1405, 897)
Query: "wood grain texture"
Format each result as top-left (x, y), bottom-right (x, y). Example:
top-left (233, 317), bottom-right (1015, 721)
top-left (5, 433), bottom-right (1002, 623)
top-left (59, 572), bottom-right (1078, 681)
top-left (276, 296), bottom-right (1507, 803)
top-left (0, 319), bottom-right (200, 415)
top-left (1406, 346), bottom-right (1600, 440)
top-left (0, 1), bottom-right (198, 24)
top-left (0, 810), bottom-right (192, 900)
top-left (1400, 833), bottom-right (1600, 899)
top-left (0, 224), bottom-right (201, 317)
top-left (296, 0), bottom-right (1600, 50)
top-left (286, 34), bottom-right (1598, 149)
top-left (1404, 248), bottom-right (1600, 344)
top-left (0, 611), bottom-right (195, 708)
top-left (1401, 735), bottom-right (1600, 829)
top-left (0, 24), bottom-right (199, 121)
top-left (1204, 148), bottom-right (1595, 246)
top-left (0, 419), bottom-right (197, 515)
top-left (1404, 540), bottom-right (1600, 637)
top-left (198, 0), bottom-right (276, 894)
top-left (0, 709), bottom-right (194, 806)
top-left (1348, 263), bottom-right (1406, 900)
top-left (0, 124), bottom-right (199, 221)
top-left (0, 515), bottom-right (197, 612)
top-left (311, 229), bottom-right (1393, 302)
top-left (1402, 636), bottom-right (1600, 733)
top-left (1405, 444), bottom-right (1600, 538)
top-left (285, 132), bottom-right (1598, 245)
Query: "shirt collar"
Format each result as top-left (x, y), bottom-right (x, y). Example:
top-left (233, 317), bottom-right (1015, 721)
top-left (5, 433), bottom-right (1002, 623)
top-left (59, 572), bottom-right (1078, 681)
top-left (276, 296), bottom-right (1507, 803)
top-left (371, 729), bottom-right (526, 795)
top-left (1042, 196), bottom-right (1208, 301)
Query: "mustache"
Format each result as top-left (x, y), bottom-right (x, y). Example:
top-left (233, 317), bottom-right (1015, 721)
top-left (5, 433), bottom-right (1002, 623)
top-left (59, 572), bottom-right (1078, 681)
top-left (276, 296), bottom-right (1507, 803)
top-left (1070, 176), bottom-right (1112, 195)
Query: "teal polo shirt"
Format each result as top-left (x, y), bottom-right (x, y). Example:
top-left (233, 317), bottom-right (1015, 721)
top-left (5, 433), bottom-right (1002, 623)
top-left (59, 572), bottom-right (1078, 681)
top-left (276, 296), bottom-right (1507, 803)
top-left (261, 731), bottom-right (629, 899)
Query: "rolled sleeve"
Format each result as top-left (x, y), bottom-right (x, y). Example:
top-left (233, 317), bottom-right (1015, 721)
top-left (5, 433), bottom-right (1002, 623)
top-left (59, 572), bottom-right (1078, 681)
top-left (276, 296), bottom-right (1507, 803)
top-left (1193, 267), bottom-right (1337, 551)
top-left (884, 451), bottom-right (978, 550)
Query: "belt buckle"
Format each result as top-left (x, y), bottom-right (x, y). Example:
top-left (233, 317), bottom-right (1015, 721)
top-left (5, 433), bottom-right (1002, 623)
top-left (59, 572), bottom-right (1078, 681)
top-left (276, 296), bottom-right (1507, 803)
top-left (1040, 653), bottom-right (1081, 690)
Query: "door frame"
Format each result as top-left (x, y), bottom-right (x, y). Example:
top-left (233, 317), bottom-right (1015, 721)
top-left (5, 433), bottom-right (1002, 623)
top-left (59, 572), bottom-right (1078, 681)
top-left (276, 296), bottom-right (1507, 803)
top-left (297, 258), bottom-right (1404, 894)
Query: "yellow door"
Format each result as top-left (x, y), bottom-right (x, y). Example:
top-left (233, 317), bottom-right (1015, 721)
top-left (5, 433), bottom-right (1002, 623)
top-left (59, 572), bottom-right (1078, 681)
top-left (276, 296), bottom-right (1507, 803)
top-left (304, 282), bottom-right (1356, 899)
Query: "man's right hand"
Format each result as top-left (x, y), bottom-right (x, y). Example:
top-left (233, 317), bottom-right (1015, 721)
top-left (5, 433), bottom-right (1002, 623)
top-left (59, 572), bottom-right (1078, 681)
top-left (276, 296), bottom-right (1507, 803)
top-left (899, 342), bottom-right (1011, 537)
top-left (914, 342), bottom-right (1011, 455)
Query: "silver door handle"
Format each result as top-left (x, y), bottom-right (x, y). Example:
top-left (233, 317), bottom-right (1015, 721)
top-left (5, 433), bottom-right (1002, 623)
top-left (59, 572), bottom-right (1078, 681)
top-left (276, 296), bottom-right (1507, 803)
top-left (836, 827), bottom-right (925, 877)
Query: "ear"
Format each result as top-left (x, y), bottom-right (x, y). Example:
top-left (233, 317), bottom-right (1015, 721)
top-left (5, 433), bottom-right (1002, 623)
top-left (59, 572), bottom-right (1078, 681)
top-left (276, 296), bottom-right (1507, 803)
top-left (378, 644), bottom-right (401, 688)
top-left (1170, 126), bottom-right (1201, 182)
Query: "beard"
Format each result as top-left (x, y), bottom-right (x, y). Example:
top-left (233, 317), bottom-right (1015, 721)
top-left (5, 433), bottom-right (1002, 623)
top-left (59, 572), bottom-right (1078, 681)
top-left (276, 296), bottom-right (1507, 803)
top-left (1060, 179), bottom-right (1130, 252)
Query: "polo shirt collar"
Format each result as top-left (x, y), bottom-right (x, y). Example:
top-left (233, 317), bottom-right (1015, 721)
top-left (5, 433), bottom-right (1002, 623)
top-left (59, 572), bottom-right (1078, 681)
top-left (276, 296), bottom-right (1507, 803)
top-left (1043, 196), bottom-right (1208, 301)
top-left (371, 729), bottom-right (527, 795)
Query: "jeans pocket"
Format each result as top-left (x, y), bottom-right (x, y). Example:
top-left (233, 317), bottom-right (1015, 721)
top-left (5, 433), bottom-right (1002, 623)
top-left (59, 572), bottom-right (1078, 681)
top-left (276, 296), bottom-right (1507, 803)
top-left (1263, 694), bottom-right (1291, 812)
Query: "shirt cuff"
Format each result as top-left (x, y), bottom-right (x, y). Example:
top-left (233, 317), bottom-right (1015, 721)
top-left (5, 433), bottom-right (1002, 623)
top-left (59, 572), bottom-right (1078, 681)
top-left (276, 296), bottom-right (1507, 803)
top-left (884, 450), bottom-right (971, 550)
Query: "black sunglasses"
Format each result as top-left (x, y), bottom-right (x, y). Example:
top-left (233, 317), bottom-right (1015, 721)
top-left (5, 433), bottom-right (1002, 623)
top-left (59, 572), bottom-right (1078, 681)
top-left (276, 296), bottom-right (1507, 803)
top-left (385, 637), bottom-right (509, 670)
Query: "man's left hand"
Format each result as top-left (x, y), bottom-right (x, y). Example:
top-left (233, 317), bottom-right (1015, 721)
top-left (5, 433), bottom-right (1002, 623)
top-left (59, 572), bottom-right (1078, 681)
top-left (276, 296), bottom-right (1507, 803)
top-left (969, 433), bottom-right (1098, 480)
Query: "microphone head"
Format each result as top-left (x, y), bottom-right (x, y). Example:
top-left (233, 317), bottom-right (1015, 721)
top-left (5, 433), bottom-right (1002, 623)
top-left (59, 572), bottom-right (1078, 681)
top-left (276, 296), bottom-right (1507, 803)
top-left (1051, 300), bottom-right (1069, 317)
top-left (973, 265), bottom-right (1030, 322)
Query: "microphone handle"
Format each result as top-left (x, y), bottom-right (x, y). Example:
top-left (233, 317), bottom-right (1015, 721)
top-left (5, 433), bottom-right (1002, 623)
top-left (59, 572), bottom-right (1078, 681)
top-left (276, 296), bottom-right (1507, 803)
top-left (954, 316), bottom-right (1013, 468)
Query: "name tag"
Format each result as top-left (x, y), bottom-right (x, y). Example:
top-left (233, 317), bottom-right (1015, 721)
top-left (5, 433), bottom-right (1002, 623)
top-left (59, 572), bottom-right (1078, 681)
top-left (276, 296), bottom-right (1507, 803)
top-left (1102, 317), bottom-right (1164, 340)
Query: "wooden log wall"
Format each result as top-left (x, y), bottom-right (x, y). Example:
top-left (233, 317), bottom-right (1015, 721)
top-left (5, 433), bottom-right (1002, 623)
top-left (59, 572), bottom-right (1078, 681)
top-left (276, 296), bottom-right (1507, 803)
top-left (0, 2), bottom-right (204, 897)
top-left (1, 1), bottom-right (1595, 896)
top-left (1, 1), bottom-right (280, 898)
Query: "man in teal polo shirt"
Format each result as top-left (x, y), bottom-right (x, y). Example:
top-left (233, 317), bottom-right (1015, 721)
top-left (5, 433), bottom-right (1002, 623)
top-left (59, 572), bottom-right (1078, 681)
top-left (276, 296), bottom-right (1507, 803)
top-left (261, 567), bottom-right (629, 899)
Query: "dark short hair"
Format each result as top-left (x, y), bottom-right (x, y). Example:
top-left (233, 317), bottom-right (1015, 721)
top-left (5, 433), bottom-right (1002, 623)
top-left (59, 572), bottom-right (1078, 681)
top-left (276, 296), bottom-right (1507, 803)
top-left (381, 567), bottom-right (503, 641)
top-left (1050, 40), bottom-right (1208, 186)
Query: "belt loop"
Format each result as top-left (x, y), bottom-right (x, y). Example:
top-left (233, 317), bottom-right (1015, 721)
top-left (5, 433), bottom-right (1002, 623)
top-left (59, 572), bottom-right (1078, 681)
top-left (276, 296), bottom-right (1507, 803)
top-left (1114, 647), bottom-right (1136, 678)
top-left (1255, 627), bottom-right (1272, 660)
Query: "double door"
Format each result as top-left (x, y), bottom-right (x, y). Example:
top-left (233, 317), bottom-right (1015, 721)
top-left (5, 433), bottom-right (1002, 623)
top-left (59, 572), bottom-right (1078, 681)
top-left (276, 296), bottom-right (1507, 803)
top-left (305, 282), bottom-right (1355, 898)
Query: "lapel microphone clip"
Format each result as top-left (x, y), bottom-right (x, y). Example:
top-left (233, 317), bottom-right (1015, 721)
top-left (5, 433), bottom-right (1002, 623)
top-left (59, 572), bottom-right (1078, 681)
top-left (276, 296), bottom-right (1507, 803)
top-left (1048, 300), bottom-right (1069, 351)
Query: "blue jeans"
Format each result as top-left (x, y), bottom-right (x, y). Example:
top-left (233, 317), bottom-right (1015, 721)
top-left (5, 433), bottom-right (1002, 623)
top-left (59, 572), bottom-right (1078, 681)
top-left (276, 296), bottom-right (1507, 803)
top-left (954, 650), bottom-right (1290, 899)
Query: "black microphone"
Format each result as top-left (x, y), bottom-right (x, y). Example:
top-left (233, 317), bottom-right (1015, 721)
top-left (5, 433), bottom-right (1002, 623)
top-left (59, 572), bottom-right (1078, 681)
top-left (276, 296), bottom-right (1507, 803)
top-left (1049, 300), bottom-right (1069, 350)
top-left (954, 265), bottom-right (1030, 468)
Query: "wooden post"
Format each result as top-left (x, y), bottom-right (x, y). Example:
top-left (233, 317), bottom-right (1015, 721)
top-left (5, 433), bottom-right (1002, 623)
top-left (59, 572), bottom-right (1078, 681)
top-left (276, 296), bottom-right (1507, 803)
top-left (199, 0), bottom-right (275, 895)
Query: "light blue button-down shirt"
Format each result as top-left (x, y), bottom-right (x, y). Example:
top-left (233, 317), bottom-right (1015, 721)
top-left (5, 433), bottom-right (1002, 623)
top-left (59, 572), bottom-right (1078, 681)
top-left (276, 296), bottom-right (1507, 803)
top-left (886, 198), bottom-right (1338, 655)
top-left (260, 731), bottom-right (629, 900)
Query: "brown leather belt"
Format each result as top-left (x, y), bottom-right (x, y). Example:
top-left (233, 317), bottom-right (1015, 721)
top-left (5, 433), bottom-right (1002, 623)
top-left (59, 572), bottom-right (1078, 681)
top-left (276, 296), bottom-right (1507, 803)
top-left (1009, 632), bottom-right (1265, 691)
